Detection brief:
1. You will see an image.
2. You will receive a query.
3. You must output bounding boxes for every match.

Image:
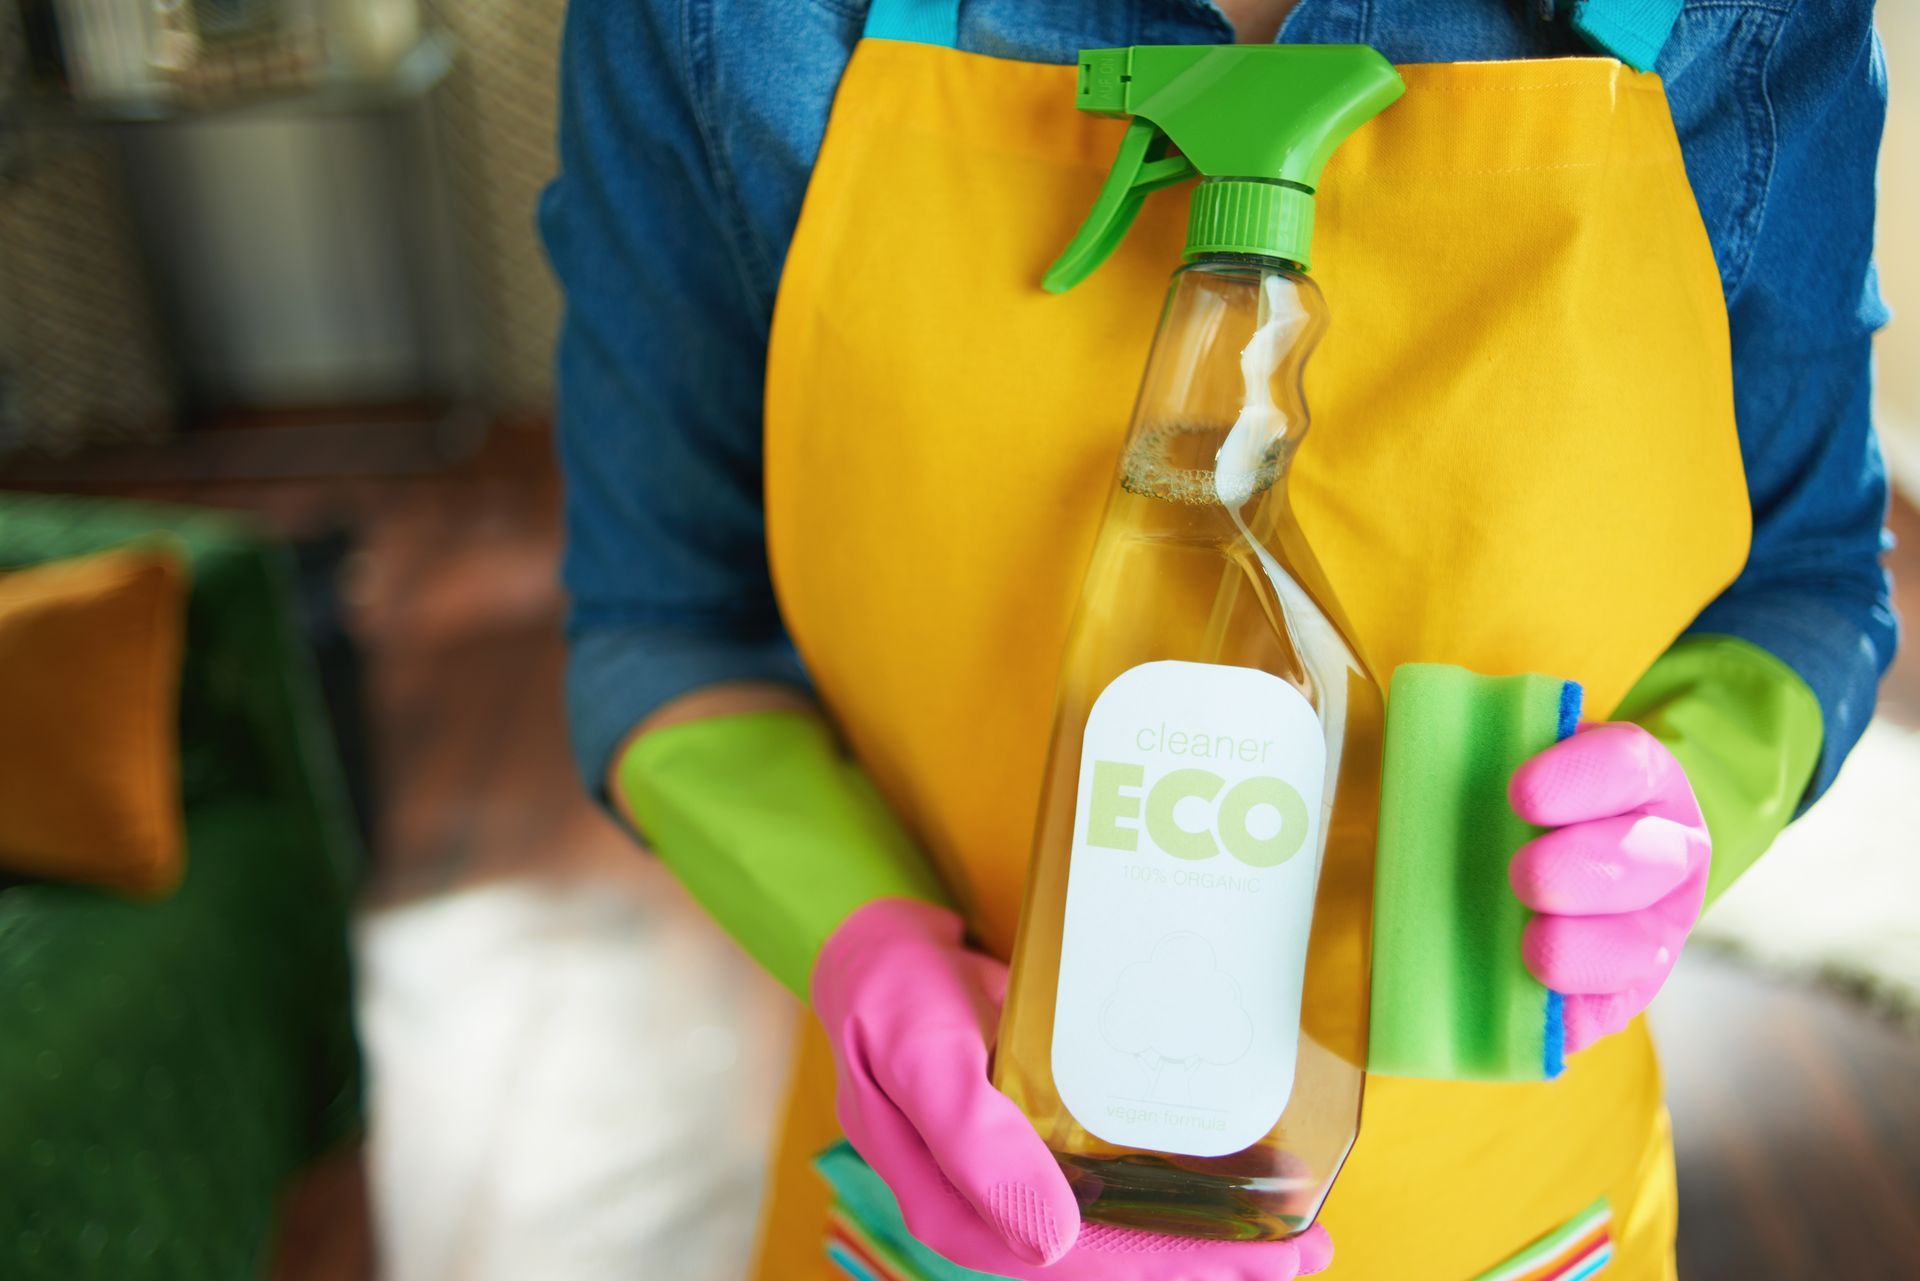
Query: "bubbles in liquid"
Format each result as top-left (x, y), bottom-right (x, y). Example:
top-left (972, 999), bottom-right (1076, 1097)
top-left (1121, 422), bottom-right (1283, 507)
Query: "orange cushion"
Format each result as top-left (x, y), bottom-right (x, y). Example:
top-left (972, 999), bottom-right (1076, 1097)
top-left (0, 544), bottom-right (188, 896)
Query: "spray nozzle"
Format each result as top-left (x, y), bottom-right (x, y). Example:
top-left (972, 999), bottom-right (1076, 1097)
top-left (1044, 45), bottom-right (1404, 293)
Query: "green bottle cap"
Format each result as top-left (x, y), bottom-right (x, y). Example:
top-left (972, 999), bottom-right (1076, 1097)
top-left (1044, 45), bottom-right (1404, 292)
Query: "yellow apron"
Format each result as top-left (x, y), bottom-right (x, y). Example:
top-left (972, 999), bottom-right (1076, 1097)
top-left (757, 30), bottom-right (1750, 1281)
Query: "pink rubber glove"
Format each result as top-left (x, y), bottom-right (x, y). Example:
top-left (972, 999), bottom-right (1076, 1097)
top-left (1508, 723), bottom-right (1712, 1054)
top-left (813, 898), bottom-right (1333, 1280)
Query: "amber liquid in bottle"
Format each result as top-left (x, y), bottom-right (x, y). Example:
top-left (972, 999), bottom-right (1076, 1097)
top-left (992, 261), bottom-right (1382, 1242)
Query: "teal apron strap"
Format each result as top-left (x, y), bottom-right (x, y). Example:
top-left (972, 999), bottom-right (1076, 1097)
top-left (869, 0), bottom-right (1676, 72)
top-left (864, 0), bottom-right (960, 48)
top-left (1568, 0), bottom-right (1682, 72)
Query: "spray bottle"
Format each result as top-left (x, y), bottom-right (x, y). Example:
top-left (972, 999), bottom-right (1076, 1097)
top-left (991, 45), bottom-right (1404, 1241)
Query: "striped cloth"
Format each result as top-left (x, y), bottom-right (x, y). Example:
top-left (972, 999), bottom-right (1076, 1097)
top-left (826, 1207), bottom-right (924, 1281)
top-left (814, 1143), bottom-right (997, 1281)
top-left (1467, 1198), bottom-right (1612, 1281)
top-left (818, 1142), bottom-right (1610, 1281)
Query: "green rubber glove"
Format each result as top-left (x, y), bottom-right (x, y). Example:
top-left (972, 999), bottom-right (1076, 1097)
top-left (616, 709), bottom-right (949, 997)
top-left (1616, 633), bottom-right (1824, 906)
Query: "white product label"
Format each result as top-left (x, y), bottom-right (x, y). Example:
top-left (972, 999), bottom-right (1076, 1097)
top-left (1051, 660), bottom-right (1326, 1157)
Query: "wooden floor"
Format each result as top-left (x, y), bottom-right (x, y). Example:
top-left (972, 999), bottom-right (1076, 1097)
top-left (1658, 953), bottom-right (1920, 1279)
top-left (9, 422), bottom-right (1918, 1279)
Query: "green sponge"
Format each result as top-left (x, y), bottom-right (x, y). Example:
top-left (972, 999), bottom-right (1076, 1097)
top-left (1368, 664), bottom-right (1580, 1081)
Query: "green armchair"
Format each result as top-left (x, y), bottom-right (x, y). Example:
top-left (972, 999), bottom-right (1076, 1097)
top-left (0, 493), bottom-right (364, 1278)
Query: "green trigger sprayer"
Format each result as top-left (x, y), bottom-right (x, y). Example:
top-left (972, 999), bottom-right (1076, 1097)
top-left (991, 46), bottom-right (1405, 1243)
top-left (1044, 44), bottom-right (1404, 291)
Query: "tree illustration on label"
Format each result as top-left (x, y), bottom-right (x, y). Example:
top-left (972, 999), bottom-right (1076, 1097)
top-left (1098, 932), bottom-right (1254, 1102)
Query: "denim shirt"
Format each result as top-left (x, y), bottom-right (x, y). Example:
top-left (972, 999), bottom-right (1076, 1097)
top-left (540, 0), bottom-right (1895, 804)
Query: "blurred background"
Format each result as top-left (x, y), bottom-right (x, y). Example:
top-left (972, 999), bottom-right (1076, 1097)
top-left (0, 4), bottom-right (1915, 1280)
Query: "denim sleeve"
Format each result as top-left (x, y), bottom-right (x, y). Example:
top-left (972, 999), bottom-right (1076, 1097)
top-left (1686, 4), bottom-right (1897, 806)
top-left (538, 0), bottom-right (807, 797)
